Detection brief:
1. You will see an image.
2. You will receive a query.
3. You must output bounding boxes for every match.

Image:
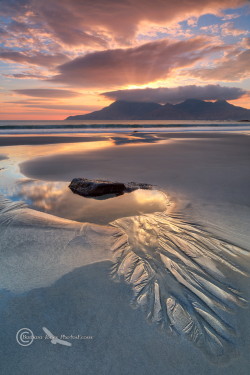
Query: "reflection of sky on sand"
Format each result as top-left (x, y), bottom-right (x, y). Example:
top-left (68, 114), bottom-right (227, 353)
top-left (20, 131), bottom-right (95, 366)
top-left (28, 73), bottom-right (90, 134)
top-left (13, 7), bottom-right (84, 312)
top-left (9, 180), bottom-right (170, 224)
top-left (0, 132), bottom-right (167, 183)
top-left (0, 140), bottom-right (112, 164)
top-left (0, 133), bottom-right (169, 223)
top-left (0, 139), bottom-right (113, 192)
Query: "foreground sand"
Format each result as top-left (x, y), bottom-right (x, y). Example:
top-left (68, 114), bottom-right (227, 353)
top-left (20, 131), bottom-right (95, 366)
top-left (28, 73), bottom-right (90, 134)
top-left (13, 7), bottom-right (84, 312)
top-left (0, 132), bottom-right (250, 375)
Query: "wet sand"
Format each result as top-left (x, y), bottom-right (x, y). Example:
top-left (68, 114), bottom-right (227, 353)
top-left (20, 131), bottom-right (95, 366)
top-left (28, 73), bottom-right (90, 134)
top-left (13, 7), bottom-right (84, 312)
top-left (0, 134), bottom-right (104, 146)
top-left (18, 133), bottom-right (250, 244)
top-left (0, 131), bottom-right (247, 148)
top-left (0, 131), bottom-right (250, 375)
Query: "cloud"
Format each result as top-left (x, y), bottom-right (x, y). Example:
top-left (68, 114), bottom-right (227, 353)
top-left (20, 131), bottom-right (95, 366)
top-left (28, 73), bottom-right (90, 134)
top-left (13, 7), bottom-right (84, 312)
top-left (187, 17), bottom-right (198, 27)
top-left (221, 13), bottom-right (241, 20)
top-left (13, 89), bottom-right (80, 98)
top-left (200, 25), bottom-right (221, 34)
top-left (200, 21), bottom-right (249, 37)
top-left (7, 20), bottom-right (30, 34)
top-left (221, 22), bottom-right (249, 36)
top-left (0, 0), bottom-right (247, 47)
top-left (51, 37), bottom-right (225, 88)
top-left (0, 49), bottom-right (69, 67)
top-left (242, 37), bottom-right (250, 47)
top-left (188, 49), bottom-right (250, 81)
top-left (5, 100), bottom-right (98, 111)
top-left (3, 73), bottom-right (47, 80)
top-left (102, 84), bottom-right (246, 104)
top-left (0, 0), bottom-right (28, 15)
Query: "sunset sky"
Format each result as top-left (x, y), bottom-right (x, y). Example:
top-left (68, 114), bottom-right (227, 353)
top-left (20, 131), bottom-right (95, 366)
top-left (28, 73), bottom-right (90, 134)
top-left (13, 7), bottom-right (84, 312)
top-left (0, 0), bottom-right (250, 120)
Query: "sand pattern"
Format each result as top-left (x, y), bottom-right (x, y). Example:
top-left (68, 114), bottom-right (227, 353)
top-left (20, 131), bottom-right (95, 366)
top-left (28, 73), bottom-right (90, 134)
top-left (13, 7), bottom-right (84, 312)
top-left (111, 209), bottom-right (248, 361)
top-left (0, 192), bottom-right (248, 362)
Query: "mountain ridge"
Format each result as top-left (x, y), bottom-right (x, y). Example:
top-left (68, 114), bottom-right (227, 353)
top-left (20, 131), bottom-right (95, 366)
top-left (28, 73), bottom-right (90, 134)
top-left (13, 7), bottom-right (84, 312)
top-left (66, 99), bottom-right (250, 121)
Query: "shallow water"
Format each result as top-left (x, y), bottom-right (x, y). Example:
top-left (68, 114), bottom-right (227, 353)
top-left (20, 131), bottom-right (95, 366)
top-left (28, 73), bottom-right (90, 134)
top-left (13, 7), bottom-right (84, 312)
top-left (8, 180), bottom-right (169, 224)
top-left (0, 135), bottom-right (170, 224)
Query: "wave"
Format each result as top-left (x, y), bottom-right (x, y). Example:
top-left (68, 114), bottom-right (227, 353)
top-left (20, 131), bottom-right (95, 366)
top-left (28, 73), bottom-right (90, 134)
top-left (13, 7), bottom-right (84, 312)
top-left (0, 123), bottom-right (247, 130)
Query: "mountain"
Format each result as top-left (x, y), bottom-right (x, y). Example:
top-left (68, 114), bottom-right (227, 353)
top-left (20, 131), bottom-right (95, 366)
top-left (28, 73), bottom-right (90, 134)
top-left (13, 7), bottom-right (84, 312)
top-left (66, 99), bottom-right (250, 120)
top-left (66, 100), bottom-right (161, 120)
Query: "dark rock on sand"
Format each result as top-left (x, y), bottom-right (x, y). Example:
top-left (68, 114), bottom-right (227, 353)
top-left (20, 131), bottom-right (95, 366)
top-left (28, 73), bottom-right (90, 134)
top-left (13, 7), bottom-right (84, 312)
top-left (69, 178), bottom-right (152, 198)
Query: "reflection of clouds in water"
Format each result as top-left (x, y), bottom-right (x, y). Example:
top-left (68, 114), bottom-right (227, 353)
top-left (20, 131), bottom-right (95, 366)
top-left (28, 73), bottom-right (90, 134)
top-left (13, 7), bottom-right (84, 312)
top-left (0, 140), bottom-right (113, 175)
top-left (16, 181), bottom-right (66, 211)
top-left (13, 180), bottom-right (171, 224)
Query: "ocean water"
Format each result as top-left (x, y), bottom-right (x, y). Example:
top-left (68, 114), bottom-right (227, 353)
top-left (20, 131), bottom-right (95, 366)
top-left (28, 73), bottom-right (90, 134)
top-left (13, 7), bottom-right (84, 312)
top-left (0, 119), bottom-right (250, 134)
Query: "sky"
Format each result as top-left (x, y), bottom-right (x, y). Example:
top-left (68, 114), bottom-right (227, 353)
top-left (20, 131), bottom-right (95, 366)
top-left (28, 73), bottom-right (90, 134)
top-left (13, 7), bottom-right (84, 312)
top-left (0, 0), bottom-right (250, 120)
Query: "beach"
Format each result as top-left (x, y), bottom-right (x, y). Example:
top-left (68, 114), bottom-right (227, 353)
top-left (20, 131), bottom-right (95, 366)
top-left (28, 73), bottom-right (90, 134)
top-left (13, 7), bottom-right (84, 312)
top-left (0, 130), bottom-right (250, 375)
top-left (2, 0), bottom-right (250, 372)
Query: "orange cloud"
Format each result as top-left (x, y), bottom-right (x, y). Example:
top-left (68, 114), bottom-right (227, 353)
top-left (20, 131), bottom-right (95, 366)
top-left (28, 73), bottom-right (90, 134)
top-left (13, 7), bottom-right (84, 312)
top-left (188, 49), bottom-right (250, 81)
top-left (0, 49), bottom-right (69, 67)
top-left (51, 37), bottom-right (226, 88)
top-left (1, 0), bottom-right (247, 47)
top-left (13, 88), bottom-right (80, 98)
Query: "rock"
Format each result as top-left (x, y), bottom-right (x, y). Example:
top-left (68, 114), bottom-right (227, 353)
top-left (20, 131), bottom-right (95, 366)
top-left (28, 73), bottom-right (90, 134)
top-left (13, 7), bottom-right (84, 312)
top-left (125, 181), bottom-right (153, 192)
top-left (69, 178), bottom-right (152, 198)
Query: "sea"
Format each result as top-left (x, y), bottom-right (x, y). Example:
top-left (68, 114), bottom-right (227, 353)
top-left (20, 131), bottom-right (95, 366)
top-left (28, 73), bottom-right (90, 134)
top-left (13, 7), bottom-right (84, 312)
top-left (0, 120), bottom-right (250, 134)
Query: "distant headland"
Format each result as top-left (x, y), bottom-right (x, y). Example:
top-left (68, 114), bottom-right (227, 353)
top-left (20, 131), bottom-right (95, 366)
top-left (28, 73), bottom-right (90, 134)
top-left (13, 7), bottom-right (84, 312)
top-left (66, 99), bottom-right (250, 121)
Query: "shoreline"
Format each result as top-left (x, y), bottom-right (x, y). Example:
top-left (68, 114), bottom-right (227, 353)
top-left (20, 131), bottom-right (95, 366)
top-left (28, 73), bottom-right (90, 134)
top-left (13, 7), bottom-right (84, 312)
top-left (0, 130), bottom-right (249, 147)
